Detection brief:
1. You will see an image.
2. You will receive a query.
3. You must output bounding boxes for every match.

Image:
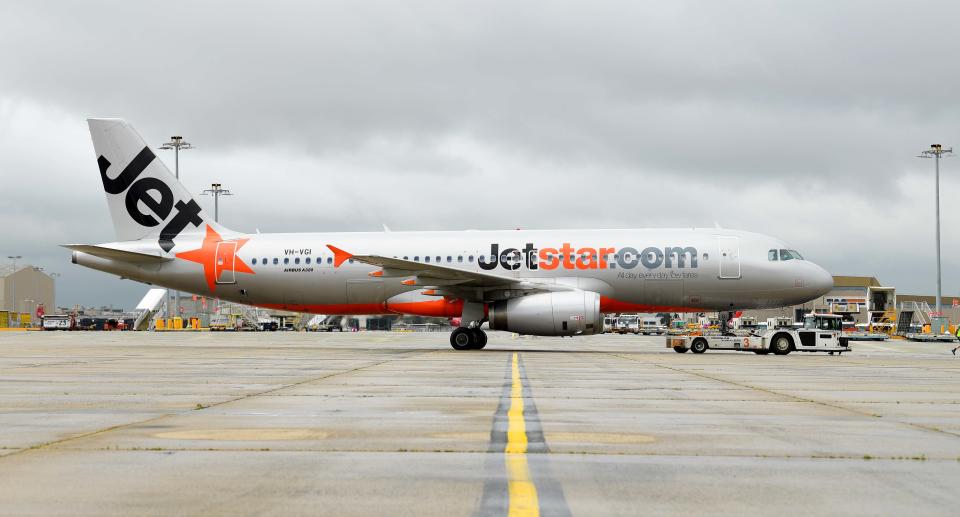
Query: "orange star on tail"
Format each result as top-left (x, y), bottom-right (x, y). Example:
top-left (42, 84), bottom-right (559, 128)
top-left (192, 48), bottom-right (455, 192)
top-left (175, 225), bottom-right (254, 292)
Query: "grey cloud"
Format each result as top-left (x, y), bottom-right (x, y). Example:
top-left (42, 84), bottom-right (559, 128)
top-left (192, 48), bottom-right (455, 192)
top-left (0, 1), bottom-right (958, 308)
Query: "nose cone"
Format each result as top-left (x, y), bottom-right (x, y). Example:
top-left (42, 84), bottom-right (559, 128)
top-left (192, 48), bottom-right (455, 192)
top-left (808, 263), bottom-right (833, 297)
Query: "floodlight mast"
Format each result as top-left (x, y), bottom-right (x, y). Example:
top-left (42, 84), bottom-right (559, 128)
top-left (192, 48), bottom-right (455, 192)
top-left (158, 136), bottom-right (194, 179)
top-left (201, 183), bottom-right (233, 223)
top-left (918, 144), bottom-right (953, 317)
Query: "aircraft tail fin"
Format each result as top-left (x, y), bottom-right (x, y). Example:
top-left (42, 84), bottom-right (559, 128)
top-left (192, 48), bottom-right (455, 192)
top-left (87, 118), bottom-right (228, 253)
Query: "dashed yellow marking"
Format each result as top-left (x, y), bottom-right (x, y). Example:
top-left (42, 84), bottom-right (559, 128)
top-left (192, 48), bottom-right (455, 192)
top-left (506, 352), bottom-right (539, 517)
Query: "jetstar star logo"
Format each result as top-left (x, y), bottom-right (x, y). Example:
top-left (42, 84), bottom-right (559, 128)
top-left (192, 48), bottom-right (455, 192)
top-left (175, 225), bottom-right (254, 292)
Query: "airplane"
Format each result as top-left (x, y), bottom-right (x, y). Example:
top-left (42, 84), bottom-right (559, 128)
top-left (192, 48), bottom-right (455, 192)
top-left (67, 119), bottom-right (834, 350)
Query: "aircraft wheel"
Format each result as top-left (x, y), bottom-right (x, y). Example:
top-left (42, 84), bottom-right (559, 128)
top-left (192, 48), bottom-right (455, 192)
top-left (690, 338), bottom-right (708, 354)
top-left (771, 334), bottom-right (793, 355)
top-left (471, 329), bottom-right (487, 350)
top-left (673, 346), bottom-right (688, 353)
top-left (450, 328), bottom-right (473, 350)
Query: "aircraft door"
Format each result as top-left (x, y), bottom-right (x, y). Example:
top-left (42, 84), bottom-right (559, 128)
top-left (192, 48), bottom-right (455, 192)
top-left (215, 241), bottom-right (237, 284)
top-left (718, 236), bottom-right (741, 280)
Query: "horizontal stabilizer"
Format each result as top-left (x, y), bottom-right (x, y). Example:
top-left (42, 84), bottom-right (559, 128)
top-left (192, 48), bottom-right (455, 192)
top-left (61, 244), bottom-right (172, 263)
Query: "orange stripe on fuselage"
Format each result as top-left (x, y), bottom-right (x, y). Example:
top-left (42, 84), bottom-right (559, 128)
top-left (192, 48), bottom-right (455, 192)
top-left (259, 299), bottom-right (466, 318)
top-left (599, 296), bottom-right (701, 314)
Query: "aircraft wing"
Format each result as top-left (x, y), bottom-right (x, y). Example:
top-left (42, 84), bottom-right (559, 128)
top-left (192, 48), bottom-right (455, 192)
top-left (327, 245), bottom-right (573, 294)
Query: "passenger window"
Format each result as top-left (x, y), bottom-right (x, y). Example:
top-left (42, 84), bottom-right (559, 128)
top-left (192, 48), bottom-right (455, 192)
top-left (273, 258), bottom-right (279, 265)
top-left (768, 249), bottom-right (778, 261)
top-left (457, 256), bottom-right (463, 263)
top-left (468, 255), bottom-right (474, 262)
top-left (779, 249), bottom-right (792, 261)
top-left (425, 256), bottom-right (431, 263)
top-left (403, 256), bottom-right (408, 260)
top-left (284, 258), bottom-right (290, 264)
top-left (252, 258), bottom-right (257, 265)
top-left (262, 257), bottom-right (267, 265)
top-left (414, 256), bottom-right (420, 261)
top-left (294, 258), bottom-right (300, 265)
top-left (436, 256), bottom-right (441, 263)
top-left (305, 257), bottom-right (311, 264)
top-left (327, 257), bottom-right (332, 264)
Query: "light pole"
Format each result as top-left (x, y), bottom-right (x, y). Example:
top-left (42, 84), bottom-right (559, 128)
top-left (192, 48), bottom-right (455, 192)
top-left (159, 136), bottom-right (194, 320)
top-left (7, 255), bottom-right (21, 327)
top-left (201, 183), bottom-right (233, 222)
top-left (159, 136), bottom-right (193, 179)
top-left (49, 272), bottom-right (60, 312)
top-left (201, 184), bottom-right (233, 316)
top-left (918, 144), bottom-right (953, 325)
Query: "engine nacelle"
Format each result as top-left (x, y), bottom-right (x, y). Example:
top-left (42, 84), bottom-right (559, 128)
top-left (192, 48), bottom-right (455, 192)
top-left (488, 291), bottom-right (601, 336)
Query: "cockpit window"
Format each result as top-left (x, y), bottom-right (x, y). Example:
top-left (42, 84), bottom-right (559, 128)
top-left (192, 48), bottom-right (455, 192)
top-left (768, 249), bottom-right (778, 261)
top-left (779, 249), bottom-right (804, 261)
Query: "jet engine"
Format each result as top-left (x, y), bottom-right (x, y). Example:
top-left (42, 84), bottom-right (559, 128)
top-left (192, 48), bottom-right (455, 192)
top-left (488, 291), bottom-right (601, 336)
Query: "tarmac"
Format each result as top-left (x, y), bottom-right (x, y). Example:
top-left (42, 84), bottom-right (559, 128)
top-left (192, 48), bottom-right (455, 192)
top-left (0, 330), bottom-right (959, 516)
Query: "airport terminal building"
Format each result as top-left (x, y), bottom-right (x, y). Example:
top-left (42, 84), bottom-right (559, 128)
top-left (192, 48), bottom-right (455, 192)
top-left (743, 275), bottom-right (960, 327)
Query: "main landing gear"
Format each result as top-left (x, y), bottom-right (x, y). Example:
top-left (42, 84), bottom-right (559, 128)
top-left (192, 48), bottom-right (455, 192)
top-left (450, 327), bottom-right (487, 350)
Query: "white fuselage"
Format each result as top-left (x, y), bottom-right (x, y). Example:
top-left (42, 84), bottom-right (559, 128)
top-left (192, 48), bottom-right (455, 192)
top-left (74, 227), bottom-right (833, 317)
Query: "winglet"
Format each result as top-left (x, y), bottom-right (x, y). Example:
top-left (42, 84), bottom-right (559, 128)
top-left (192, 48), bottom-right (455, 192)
top-left (326, 244), bottom-right (353, 267)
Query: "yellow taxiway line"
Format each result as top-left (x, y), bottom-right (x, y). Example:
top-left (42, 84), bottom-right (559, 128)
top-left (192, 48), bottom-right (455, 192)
top-left (505, 352), bottom-right (539, 517)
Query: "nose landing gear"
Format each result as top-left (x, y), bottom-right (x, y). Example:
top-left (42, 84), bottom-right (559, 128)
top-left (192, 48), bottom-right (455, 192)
top-left (450, 327), bottom-right (487, 350)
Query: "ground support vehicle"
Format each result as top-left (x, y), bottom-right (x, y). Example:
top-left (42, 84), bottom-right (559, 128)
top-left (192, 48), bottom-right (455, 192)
top-left (639, 317), bottom-right (665, 335)
top-left (616, 314), bottom-right (640, 334)
top-left (41, 315), bottom-right (75, 330)
top-left (843, 331), bottom-right (889, 341)
top-left (602, 315), bottom-right (616, 333)
top-left (666, 314), bottom-right (851, 355)
top-left (209, 315), bottom-right (231, 331)
top-left (905, 333), bottom-right (958, 343)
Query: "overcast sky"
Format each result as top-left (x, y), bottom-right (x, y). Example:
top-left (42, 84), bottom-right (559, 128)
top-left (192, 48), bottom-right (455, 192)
top-left (1, 1), bottom-right (959, 309)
